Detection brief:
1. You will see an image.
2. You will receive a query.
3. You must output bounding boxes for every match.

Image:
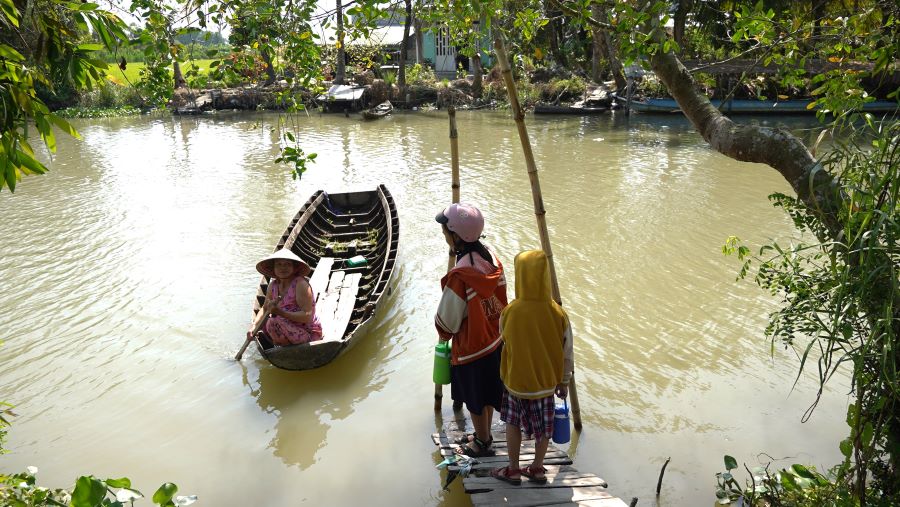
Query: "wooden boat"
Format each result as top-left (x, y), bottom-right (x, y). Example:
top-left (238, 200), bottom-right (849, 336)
top-left (252, 185), bottom-right (399, 370)
top-left (533, 101), bottom-right (608, 115)
top-left (613, 93), bottom-right (900, 115)
top-left (361, 101), bottom-right (393, 120)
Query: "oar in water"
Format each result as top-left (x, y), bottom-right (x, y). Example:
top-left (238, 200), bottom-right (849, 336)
top-left (235, 299), bottom-right (271, 361)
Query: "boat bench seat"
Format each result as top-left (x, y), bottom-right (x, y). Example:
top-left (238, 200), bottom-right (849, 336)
top-left (309, 257), bottom-right (335, 302)
top-left (315, 268), bottom-right (362, 342)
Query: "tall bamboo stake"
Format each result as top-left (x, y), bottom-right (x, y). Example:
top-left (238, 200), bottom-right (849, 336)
top-left (435, 106), bottom-right (463, 411)
top-left (493, 34), bottom-right (582, 430)
top-left (450, 106), bottom-right (461, 205)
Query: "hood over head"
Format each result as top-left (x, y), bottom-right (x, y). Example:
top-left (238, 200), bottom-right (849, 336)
top-left (513, 250), bottom-right (552, 301)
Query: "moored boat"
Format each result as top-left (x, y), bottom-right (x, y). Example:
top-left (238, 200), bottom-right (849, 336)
top-left (361, 101), bottom-right (393, 120)
top-left (252, 185), bottom-right (399, 370)
top-left (533, 102), bottom-right (608, 115)
top-left (613, 94), bottom-right (900, 115)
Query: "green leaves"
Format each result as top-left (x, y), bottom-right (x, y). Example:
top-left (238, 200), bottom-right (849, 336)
top-left (724, 455), bottom-right (738, 471)
top-left (730, 121), bottom-right (900, 494)
top-left (1, 469), bottom-right (184, 507)
top-left (71, 476), bottom-right (107, 507)
top-left (152, 482), bottom-right (178, 506)
top-left (275, 131), bottom-right (317, 180)
top-left (0, 0), bottom-right (18, 27)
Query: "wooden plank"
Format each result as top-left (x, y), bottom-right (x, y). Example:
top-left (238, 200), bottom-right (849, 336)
top-left (464, 472), bottom-right (608, 492)
top-left (327, 272), bottom-right (360, 341)
top-left (441, 446), bottom-right (569, 458)
top-left (449, 455), bottom-right (573, 472)
top-left (308, 258), bottom-right (334, 302)
top-left (469, 485), bottom-right (618, 506)
top-left (441, 440), bottom-right (557, 452)
top-left (326, 270), bottom-right (345, 294)
top-left (316, 271), bottom-right (345, 341)
top-left (540, 500), bottom-right (631, 507)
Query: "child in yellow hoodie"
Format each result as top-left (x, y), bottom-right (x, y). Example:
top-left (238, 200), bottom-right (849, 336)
top-left (491, 250), bottom-right (574, 485)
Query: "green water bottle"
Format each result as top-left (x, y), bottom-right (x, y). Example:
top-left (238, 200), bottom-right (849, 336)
top-left (433, 341), bottom-right (451, 385)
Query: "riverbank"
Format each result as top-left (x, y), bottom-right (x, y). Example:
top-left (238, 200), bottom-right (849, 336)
top-left (165, 72), bottom-right (617, 115)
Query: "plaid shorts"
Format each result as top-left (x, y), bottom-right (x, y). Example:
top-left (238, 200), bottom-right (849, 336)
top-left (500, 391), bottom-right (555, 441)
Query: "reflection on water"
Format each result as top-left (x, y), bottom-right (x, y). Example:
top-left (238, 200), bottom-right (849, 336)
top-left (0, 111), bottom-right (850, 506)
top-left (244, 295), bottom-right (397, 469)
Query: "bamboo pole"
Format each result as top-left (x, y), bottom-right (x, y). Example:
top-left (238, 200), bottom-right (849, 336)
top-left (435, 106), bottom-right (463, 411)
top-left (450, 106), bottom-right (461, 205)
top-left (493, 34), bottom-right (582, 430)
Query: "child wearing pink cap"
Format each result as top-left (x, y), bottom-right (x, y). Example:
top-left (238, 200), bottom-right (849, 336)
top-left (434, 203), bottom-right (508, 457)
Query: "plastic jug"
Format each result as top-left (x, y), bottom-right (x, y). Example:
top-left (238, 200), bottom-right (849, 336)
top-left (552, 399), bottom-right (570, 444)
top-left (433, 341), bottom-right (451, 385)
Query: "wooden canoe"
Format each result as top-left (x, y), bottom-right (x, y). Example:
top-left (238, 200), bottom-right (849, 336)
top-left (252, 185), bottom-right (399, 370)
top-left (533, 102), bottom-right (608, 115)
top-left (361, 101), bottom-right (393, 120)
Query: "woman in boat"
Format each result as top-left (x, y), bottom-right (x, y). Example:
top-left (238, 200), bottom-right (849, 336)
top-left (251, 249), bottom-right (323, 347)
top-left (435, 203), bottom-right (508, 457)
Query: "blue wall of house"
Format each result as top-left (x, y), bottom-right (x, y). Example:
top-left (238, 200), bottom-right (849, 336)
top-left (421, 31), bottom-right (492, 69)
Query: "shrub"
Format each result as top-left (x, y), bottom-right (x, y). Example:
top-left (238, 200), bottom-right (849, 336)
top-left (407, 63), bottom-right (436, 86)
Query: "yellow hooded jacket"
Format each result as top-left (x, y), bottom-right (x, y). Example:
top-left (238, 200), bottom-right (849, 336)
top-left (500, 250), bottom-right (574, 400)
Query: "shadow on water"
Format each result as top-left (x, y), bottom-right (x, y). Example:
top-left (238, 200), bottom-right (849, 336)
top-left (239, 283), bottom-right (400, 470)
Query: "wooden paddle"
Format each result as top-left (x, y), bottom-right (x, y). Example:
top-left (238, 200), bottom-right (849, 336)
top-left (235, 298), bottom-right (272, 361)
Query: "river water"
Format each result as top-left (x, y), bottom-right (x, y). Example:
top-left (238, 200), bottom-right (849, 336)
top-left (0, 110), bottom-right (849, 506)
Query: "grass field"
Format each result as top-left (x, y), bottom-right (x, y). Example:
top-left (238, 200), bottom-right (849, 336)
top-left (106, 59), bottom-right (216, 85)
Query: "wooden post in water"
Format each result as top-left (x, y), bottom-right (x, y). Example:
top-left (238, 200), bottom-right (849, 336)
top-left (435, 106), bottom-right (462, 411)
top-left (449, 106), bottom-right (461, 206)
top-left (493, 33), bottom-right (582, 430)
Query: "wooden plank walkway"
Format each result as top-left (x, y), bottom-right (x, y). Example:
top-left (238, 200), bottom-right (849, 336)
top-left (433, 418), bottom-right (629, 506)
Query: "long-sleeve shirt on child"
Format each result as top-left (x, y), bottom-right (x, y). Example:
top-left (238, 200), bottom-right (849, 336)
top-left (435, 249), bottom-right (508, 365)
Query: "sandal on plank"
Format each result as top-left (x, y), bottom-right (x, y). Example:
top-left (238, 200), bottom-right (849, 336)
top-left (491, 466), bottom-right (522, 485)
top-left (455, 436), bottom-right (495, 457)
top-left (453, 433), bottom-right (493, 447)
top-left (521, 465), bottom-right (548, 484)
top-left (453, 433), bottom-right (475, 445)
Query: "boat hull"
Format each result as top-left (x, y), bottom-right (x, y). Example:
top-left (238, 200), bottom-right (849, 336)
top-left (614, 94), bottom-right (900, 115)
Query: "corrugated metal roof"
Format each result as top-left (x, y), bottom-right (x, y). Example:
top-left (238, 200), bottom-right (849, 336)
top-left (314, 24), bottom-right (414, 47)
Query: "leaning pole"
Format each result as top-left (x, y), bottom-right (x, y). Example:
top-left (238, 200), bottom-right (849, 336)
top-left (493, 34), bottom-right (582, 430)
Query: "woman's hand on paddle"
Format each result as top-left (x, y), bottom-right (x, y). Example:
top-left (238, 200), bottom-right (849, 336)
top-left (555, 383), bottom-right (568, 399)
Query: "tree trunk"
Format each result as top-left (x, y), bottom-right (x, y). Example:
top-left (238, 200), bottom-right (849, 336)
top-left (472, 48), bottom-right (483, 99)
top-left (673, 0), bottom-right (691, 52)
top-left (261, 48), bottom-right (276, 86)
top-left (548, 17), bottom-right (566, 66)
top-left (398, 0), bottom-right (412, 91)
top-left (647, 32), bottom-right (841, 237)
top-left (414, 18), bottom-right (424, 65)
top-left (603, 29), bottom-right (626, 90)
top-left (590, 3), bottom-right (603, 82)
top-left (335, 0), bottom-right (346, 85)
top-left (173, 60), bottom-right (186, 89)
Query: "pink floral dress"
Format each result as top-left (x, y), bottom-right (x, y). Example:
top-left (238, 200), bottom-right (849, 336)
top-left (265, 277), bottom-right (323, 346)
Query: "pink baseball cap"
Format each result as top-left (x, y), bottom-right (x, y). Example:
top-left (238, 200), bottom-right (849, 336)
top-left (435, 203), bottom-right (485, 243)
